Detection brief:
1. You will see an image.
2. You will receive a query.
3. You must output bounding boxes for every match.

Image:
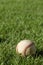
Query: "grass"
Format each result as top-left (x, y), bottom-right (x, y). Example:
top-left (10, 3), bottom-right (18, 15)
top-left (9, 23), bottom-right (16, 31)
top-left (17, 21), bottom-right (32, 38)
top-left (0, 0), bottom-right (43, 65)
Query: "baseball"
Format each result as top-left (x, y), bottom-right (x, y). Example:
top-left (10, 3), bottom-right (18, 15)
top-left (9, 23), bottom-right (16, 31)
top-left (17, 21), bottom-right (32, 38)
top-left (16, 40), bottom-right (36, 56)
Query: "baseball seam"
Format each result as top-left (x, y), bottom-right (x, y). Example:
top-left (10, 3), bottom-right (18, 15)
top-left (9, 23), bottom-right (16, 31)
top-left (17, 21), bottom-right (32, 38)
top-left (23, 43), bottom-right (34, 56)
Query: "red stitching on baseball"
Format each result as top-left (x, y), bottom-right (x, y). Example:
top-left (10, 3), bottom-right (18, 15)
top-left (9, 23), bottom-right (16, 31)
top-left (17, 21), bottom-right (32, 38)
top-left (24, 43), bottom-right (34, 55)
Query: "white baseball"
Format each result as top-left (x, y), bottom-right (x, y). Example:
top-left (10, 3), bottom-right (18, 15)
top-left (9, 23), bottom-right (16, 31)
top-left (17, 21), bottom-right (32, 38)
top-left (16, 40), bottom-right (36, 56)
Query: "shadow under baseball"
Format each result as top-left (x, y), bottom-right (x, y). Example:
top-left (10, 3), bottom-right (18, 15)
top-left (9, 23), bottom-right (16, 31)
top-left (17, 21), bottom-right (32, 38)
top-left (36, 50), bottom-right (43, 57)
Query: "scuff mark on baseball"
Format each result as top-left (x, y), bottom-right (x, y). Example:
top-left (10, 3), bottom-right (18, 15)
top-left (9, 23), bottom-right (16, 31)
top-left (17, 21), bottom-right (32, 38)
top-left (16, 40), bottom-right (36, 56)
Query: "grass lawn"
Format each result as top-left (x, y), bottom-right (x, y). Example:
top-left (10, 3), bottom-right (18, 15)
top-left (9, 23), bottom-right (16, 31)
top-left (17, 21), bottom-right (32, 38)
top-left (0, 0), bottom-right (43, 65)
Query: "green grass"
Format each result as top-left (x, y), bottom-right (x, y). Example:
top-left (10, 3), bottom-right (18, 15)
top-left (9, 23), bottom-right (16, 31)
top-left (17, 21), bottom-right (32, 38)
top-left (0, 0), bottom-right (43, 65)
